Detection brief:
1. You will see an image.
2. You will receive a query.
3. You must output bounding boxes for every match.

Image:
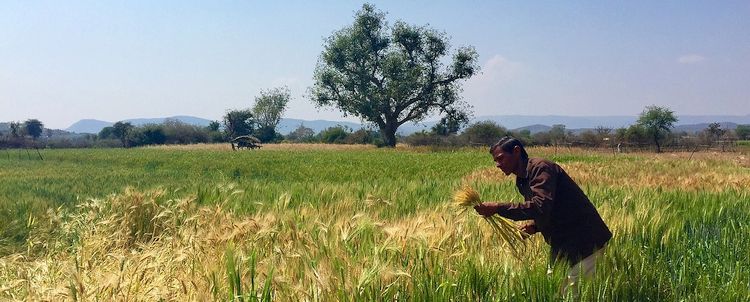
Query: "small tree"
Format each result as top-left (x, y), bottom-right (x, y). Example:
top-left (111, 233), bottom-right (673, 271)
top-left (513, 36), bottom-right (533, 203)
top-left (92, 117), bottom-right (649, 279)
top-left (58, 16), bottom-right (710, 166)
top-left (511, 129), bottom-right (532, 145)
top-left (310, 4), bottom-right (479, 147)
top-left (595, 126), bottom-right (612, 137)
top-left (549, 124), bottom-right (567, 146)
top-left (252, 87), bottom-right (291, 142)
top-left (207, 121), bottom-right (221, 132)
top-left (223, 109), bottom-right (254, 139)
top-left (206, 121), bottom-right (223, 143)
top-left (636, 105), bottom-right (678, 153)
top-left (625, 124), bottom-right (649, 145)
top-left (24, 119), bottom-right (44, 140)
top-left (318, 126), bottom-right (351, 144)
top-left (461, 121), bottom-right (509, 146)
top-left (704, 122), bottom-right (726, 144)
top-left (579, 130), bottom-right (600, 147)
top-left (9, 122), bottom-right (22, 138)
top-left (286, 124), bottom-right (315, 142)
top-left (112, 121), bottom-right (134, 147)
top-left (735, 124), bottom-right (750, 140)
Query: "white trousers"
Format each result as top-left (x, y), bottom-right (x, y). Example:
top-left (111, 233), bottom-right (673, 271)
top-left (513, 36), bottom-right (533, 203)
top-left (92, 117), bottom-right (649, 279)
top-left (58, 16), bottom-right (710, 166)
top-left (549, 245), bottom-right (606, 297)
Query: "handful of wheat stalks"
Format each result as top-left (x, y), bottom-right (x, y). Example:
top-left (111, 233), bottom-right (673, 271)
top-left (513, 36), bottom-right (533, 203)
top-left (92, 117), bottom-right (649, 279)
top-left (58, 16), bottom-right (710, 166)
top-left (454, 186), bottom-right (528, 260)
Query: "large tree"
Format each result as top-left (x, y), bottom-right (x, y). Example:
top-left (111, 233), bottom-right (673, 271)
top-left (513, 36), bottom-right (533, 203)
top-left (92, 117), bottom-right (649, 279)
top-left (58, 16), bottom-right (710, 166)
top-left (637, 105), bottom-right (678, 153)
top-left (24, 119), bottom-right (44, 140)
top-left (310, 4), bottom-right (479, 147)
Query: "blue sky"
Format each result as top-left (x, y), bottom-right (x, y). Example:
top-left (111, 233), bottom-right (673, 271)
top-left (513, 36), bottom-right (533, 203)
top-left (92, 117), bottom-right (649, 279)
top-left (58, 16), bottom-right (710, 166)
top-left (1, 1), bottom-right (748, 129)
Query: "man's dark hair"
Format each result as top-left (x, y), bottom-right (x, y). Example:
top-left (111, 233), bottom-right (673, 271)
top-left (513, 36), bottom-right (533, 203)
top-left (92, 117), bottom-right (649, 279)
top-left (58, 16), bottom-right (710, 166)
top-left (490, 136), bottom-right (529, 160)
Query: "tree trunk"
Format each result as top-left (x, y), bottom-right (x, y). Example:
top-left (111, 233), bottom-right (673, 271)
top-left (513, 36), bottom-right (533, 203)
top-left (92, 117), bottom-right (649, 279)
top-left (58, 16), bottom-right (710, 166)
top-left (380, 123), bottom-right (397, 147)
top-left (654, 135), bottom-right (661, 153)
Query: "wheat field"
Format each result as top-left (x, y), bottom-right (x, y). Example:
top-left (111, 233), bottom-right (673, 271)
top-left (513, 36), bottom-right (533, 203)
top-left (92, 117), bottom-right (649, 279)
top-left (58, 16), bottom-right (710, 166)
top-left (0, 145), bottom-right (748, 301)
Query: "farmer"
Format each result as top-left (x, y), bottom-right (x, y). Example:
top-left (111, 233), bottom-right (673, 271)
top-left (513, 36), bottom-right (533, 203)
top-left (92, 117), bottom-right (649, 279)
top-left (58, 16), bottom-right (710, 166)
top-left (474, 136), bottom-right (612, 295)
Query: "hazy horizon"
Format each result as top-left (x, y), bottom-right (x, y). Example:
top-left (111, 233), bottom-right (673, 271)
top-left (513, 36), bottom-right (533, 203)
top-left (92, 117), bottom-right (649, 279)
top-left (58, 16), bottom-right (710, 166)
top-left (2, 1), bottom-right (749, 129)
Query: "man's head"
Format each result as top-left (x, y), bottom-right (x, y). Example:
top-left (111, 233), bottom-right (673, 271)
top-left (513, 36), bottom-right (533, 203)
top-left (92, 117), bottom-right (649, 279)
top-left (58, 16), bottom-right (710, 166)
top-left (489, 136), bottom-right (528, 176)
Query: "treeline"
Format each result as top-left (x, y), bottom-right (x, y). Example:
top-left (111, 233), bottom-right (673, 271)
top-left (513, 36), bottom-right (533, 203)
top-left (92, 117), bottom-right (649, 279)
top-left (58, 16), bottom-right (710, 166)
top-left (3, 108), bottom-right (750, 151)
top-left (404, 121), bottom-right (750, 152)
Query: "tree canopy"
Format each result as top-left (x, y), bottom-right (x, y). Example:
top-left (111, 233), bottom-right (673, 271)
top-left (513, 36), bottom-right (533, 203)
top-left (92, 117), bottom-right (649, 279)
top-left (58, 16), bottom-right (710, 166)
top-left (310, 4), bottom-right (479, 147)
top-left (24, 119), bottom-right (44, 140)
top-left (637, 105), bottom-right (678, 153)
top-left (252, 87), bottom-right (290, 142)
top-left (252, 87), bottom-right (290, 130)
top-left (111, 121), bottom-right (134, 147)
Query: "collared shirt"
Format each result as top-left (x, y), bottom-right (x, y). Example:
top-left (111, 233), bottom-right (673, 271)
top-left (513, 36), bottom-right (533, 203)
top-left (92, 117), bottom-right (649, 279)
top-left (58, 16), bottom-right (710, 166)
top-left (497, 158), bottom-right (612, 266)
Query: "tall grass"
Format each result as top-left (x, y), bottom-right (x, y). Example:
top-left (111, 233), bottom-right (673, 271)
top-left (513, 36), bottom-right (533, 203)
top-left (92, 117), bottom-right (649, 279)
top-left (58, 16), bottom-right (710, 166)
top-left (0, 145), bottom-right (748, 300)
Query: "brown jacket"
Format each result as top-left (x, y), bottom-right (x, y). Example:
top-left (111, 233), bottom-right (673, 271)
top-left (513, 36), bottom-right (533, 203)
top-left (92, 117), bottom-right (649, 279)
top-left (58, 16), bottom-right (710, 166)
top-left (497, 158), bottom-right (612, 266)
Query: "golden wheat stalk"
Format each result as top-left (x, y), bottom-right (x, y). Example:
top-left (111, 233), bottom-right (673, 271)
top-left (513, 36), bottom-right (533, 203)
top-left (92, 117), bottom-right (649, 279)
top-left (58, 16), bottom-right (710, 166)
top-left (453, 185), bottom-right (527, 260)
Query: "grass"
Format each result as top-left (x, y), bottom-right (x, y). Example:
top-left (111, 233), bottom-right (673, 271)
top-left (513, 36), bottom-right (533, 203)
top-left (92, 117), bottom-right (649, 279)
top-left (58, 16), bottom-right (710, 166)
top-left (0, 145), bottom-right (748, 301)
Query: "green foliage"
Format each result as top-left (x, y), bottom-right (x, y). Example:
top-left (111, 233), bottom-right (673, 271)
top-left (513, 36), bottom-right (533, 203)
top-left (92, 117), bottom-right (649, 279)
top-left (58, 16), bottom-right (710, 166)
top-left (310, 4), bottom-right (479, 147)
top-left (549, 124), bottom-right (567, 144)
top-left (345, 128), bottom-right (382, 145)
top-left (252, 87), bottom-right (290, 131)
top-left (253, 126), bottom-right (283, 143)
top-left (432, 109), bottom-right (470, 136)
top-left (625, 124), bottom-right (649, 144)
top-left (128, 124), bottom-right (167, 146)
top-left (23, 119), bottom-right (44, 140)
top-left (512, 129), bottom-right (532, 145)
top-left (161, 119), bottom-right (209, 144)
top-left (704, 122), bottom-right (726, 141)
top-left (9, 122), bottom-right (23, 138)
top-left (318, 125), bottom-right (351, 144)
top-left (223, 109), bottom-right (255, 138)
top-left (461, 121), bottom-right (509, 146)
top-left (637, 105), bottom-right (678, 152)
top-left (98, 126), bottom-right (116, 140)
top-left (735, 125), bottom-right (750, 140)
top-left (531, 131), bottom-right (552, 146)
top-left (285, 124), bottom-right (315, 142)
top-left (112, 121), bottom-right (134, 147)
top-left (207, 120), bottom-right (221, 132)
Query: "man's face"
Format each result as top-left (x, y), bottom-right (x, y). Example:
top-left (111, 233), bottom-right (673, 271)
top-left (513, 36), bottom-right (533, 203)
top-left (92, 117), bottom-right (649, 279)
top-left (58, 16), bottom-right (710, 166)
top-left (491, 147), bottom-right (517, 176)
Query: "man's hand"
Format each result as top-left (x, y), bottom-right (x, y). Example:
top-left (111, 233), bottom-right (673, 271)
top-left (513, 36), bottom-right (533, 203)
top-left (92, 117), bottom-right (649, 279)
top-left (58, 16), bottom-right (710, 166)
top-left (520, 222), bottom-right (537, 235)
top-left (473, 202), bottom-right (501, 217)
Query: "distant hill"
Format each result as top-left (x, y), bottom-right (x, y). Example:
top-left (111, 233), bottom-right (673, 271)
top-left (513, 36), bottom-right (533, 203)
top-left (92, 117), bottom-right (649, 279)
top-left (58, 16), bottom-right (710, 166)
top-left (66, 116), bottom-right (214, 134)
top-left (277, 119), bottom-right (363, 134)
top-left (66, 119), bottom-right (114, 134)
top-left (125, 116), bottom-right (213, 127)
top-left (512, 124), bottom-right (552, 134)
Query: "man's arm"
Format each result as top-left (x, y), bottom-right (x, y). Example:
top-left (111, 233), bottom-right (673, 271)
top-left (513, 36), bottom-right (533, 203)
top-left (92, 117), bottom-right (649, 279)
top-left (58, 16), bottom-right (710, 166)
top-left (474, 162), bottom-right (557, 223)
